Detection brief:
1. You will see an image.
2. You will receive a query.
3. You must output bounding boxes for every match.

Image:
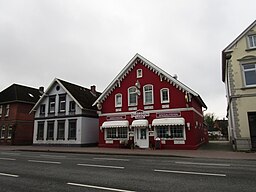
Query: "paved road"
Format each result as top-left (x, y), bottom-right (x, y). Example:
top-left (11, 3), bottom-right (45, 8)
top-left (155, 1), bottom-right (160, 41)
top-left (0, 151), bottom-right (255, 192)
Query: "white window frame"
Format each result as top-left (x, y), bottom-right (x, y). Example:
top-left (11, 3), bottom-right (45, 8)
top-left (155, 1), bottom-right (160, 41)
top-left (143, 84), bottom-right (154, 105)
top-left (248, 35), bottom-right (256, 49)
top-left (137, 69), bottom-right (142, 78)
top-left (155, 125), bottom-right (186, 140)
top-left (5, 104), bottom-right (9, 117)
top-left (242, 63), bottom-right (256, 87)
top-left (7, 126), bottom-right (12, 139)
top-left (49, 96), bottom-right (56, 114)
top-left (0, 105), bottom-right (2, 117)
top-left (160, 88), bottom-right (170, 103)
top-left (115, 93), bottom-right (122, 108)
top-left (1, 125), bottom-right (5, 138)
top-left (59, 95), bottom-right (66, 112)
top-left (105, 127), bottom-right (128, 140)
top-left (128, 86), bottom-right (137, 106)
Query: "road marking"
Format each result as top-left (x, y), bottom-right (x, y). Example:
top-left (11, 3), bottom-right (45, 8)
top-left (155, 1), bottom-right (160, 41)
top-left (154, 169), bottom-right (226, 177)
top-left (0, 172), bottom-right (19, 178)
top-left (93, 157), bottom-right (130, 161)
top-left (67, 182), bottom-right (135, 192)
top-left (1, 152), bottom-right (20, 156)
top-left (28, 160), bottom-right (61, 164)
top-left (40, 154), bottom-right (66, 159)
top-left (77, 163), bottom-right (124, 169)
top-left (175, 161), bottom-right (231, 167)
top-left (0, 157), bottom-right (16, 161)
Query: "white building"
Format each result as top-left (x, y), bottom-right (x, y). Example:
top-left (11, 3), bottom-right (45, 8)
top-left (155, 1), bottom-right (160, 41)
top-left (31, 78), bottom-right (100, 146)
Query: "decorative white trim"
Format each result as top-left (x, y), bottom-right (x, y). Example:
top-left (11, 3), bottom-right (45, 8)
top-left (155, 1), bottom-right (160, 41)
top-left (99, 107), bottom-right (203, 118)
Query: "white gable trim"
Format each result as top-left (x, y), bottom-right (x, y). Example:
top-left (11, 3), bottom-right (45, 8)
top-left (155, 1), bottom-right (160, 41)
top-left (93, 53), bottom-right (199, 106)
top-left (30, 78), bottom-right (83, 113)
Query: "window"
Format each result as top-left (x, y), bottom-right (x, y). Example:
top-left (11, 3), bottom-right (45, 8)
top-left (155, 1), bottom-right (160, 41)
top-left (1, 125), bottom-right (5, 138)
top-left (106, 128), bottom-right (116, 139)
top-left (106, 127), bottom-right (128, 139)
top-left (143, 85), bottom-right (153, 105)
top-left (47, 121), bottom-right (54, 140)
top-left (59, 95), bottom-right (66, 112)
top-left (242, 63), bottom-right (256, 86)
top-left (128, 87), bottom-right (137, 106)
top-left (0, 105), bottom-right (2, 117)
top-left (117, 127), bottom-right (128, 138)
top-left (37, 122), bottom-right (44, 140)
top-left (49, 96), bottom-right (56, 114)
top-left (7, 126), bottom-right (12, 138)
top-left (57, 120), bottom-right (65, 140)
top-left (68, 120), bottom-right (77, 140)
top-left (115, 94), bottom-right (122, 107)
top-left (156, 126), bottom-right (169, 138)
top-left (161, 88), bottom-right (170, 103)
top-left (39, 104), bottom-right (45, 115)
top-left (5, 104), bottom-right (9, 117)
top-left (137, 69), bottom-right (142, 78)
top-left (69, 101), bottom-right (76, 112)
top-left (248, 35), bottom-right (256, 48)
top-left (155, 125), bottom-right (184, 139)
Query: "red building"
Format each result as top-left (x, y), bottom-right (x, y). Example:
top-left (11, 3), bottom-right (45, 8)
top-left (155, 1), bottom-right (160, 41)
top-left (0, 84), bottom-right (42, 145)
top-left (93, 54), bottom-right (208, 149)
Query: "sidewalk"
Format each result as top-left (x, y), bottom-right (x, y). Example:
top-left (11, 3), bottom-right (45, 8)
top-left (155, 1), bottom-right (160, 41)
top-left (0, 142), bottom-right (255, 160)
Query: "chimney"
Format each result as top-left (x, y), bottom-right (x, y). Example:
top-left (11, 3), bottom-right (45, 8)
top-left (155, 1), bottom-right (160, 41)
top-left (90, 85), bottom-right (96, 95)
top-left (39, 86), bottom-right (44, 94)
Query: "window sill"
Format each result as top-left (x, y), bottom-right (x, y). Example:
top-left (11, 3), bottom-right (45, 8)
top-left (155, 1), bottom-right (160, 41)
top-left (245, 47), bottom-right (256, 51)
top-left (241, 85), bottom-right (256, 90)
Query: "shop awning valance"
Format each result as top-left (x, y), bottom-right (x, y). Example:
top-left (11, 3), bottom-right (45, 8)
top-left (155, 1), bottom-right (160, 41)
top-left (152, 118), bottom-right (185, 126)
top-left (101, 120), bottom-right (129, 128)
top-left (131, 119), bottom-right (148, 127)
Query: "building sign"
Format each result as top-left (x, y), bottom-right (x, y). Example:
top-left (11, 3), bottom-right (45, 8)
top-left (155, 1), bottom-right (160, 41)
top-left (156, 111), bottom-right (181, 118)
top-left (106, 115), bottom-right (126, 121)
top-left (131, 110), bottom-right (149, 119)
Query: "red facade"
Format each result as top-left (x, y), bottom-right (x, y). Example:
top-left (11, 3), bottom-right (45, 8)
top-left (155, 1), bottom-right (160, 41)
top-left (0, 102), bottom-right (35, 145)
top-left (95, 54), bottom-right (208, 149)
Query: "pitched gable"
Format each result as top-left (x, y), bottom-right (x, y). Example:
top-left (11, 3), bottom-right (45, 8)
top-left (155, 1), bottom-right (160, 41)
top-left (31, 78), bottom-right (101, 112)
top-left (0, 84), bottom-right (41, 104)
top-left (93, 53), bottom-right (206, 108)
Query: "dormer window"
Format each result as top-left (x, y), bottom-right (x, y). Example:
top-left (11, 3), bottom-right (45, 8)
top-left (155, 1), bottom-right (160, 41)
top-left (115, 94), bottom-right (122, 108)
top-left (137, 69), bottom-right (143, 78)
top-left (248, 35), bottom-right (256, 49)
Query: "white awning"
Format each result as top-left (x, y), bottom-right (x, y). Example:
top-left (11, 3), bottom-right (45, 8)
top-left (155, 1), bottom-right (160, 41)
top-left (152, 118), bottom-right (185, 126)
top-left (101, 120), bottom-right (129, 128)
top-left (131, 119), bottom-right (148, 127)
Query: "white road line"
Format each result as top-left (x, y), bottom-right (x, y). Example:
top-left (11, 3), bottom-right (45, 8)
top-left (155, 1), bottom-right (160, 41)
top-left (28, 160), bottom-right (61, 164)
top-left (0, 172), bottom-right (19, 178)
top-left (40, 154), bottom-right (66, 159)
top-left (67, 182), bottom-right (135, 192)
top-left (93, 157), bottom-right (130, 161)
top-left (175, 161), bottom-right (231, 167)
top-left (1, 152), bottom-right (20, 156)
top-left (0, 157), bottom-right (16, 161)
top-left (154, 169), bottom-right (226, 177)
top-left (77, 163), bottom-right (124, 169)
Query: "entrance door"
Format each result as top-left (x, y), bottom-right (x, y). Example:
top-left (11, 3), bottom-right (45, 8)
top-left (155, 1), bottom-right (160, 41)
top-left (248, 112), bottom-right (256, 149)
top-left (134, 128), bottom-right (149, 148)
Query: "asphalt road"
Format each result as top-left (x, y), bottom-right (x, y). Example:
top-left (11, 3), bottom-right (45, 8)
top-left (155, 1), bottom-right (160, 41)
top-left (0, 151), bottom-right (255, 192)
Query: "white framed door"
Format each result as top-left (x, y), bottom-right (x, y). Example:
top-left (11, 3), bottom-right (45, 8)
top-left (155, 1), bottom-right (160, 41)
top-left (134, 127), bottom-right (149, 148)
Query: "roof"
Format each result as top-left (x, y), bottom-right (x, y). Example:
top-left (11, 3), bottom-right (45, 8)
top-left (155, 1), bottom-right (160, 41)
top-left (0, 84), bottom-right (42, 105)
top-left (31, 78), bottom-right (101, 112)
top-left (222, 20), bottom-right (256, 82)
top-left (93, 53), bottom-right (207, 108)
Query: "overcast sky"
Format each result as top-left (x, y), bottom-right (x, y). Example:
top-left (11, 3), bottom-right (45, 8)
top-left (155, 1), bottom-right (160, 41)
top-left (0, 0), bottom-right (255, 118)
